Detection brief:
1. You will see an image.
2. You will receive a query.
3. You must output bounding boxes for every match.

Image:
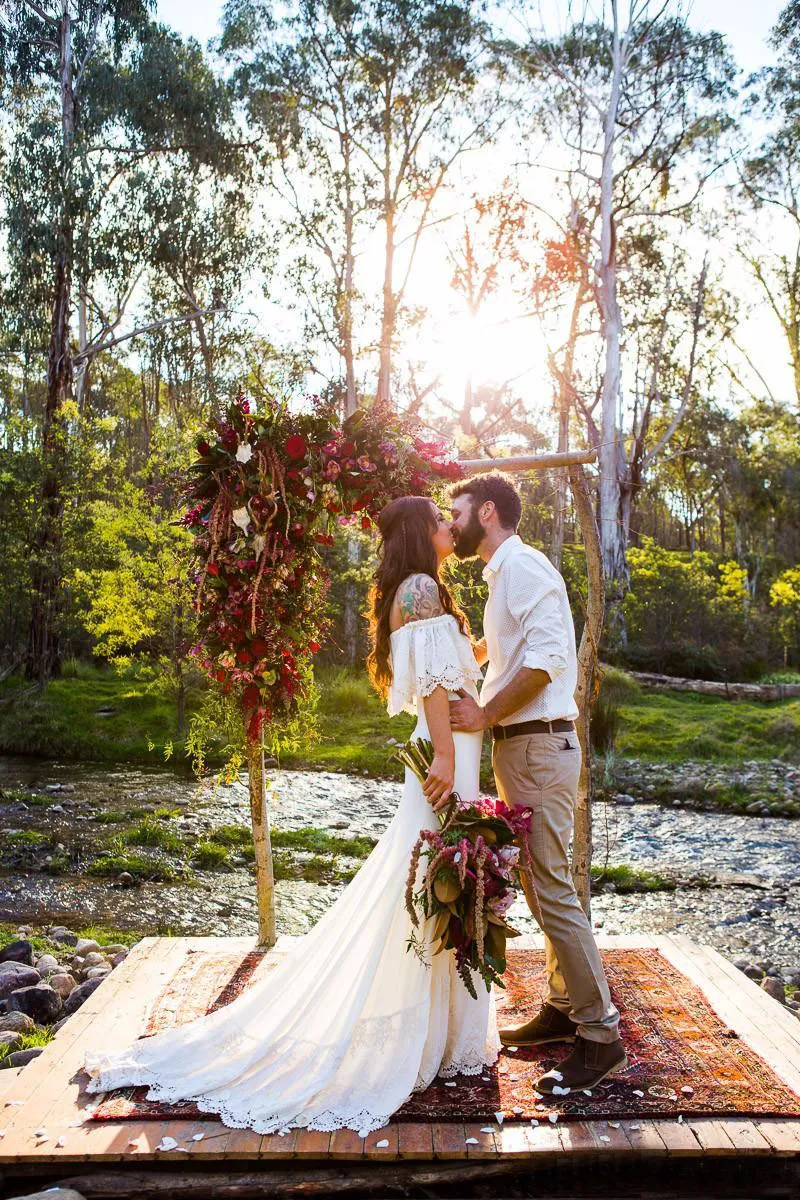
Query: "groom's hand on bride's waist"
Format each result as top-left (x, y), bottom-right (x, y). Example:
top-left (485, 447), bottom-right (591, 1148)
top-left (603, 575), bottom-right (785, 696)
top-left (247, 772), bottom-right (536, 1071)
top-left (449, 691), bottom-right (489, 733)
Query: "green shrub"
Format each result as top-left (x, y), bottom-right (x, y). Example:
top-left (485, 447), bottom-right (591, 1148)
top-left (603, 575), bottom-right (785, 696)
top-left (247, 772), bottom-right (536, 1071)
top-left (120, 817), bottom-right (184, 853)
top-left (192, 842), bottom-right (230, 869)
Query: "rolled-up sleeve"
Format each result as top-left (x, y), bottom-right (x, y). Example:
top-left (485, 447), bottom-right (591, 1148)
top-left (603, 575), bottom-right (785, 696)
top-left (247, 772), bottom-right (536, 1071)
top-left (505, 557), bottom-right (569, 681)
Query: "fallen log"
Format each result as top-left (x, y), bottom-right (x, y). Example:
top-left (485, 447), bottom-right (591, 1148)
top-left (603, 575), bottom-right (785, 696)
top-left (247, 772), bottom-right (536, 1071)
top-left (614, 670), bottom-right (800, 703)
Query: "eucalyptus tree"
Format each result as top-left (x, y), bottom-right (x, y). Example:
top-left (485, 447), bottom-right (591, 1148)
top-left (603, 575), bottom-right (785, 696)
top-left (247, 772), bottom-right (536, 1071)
top-left (739, 0), bottom-right (800, 412)
top-left (515, 3), bottom-right (735, 638)
top-left (221, 0), bottom-right (503, 410)
top-left (1, 0), bottom-right (244, 681)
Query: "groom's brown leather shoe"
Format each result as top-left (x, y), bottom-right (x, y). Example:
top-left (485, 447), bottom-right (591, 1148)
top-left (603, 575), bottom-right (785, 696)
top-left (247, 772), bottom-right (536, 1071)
top-left (499, 1003), bottom-right (578, 1047)
top-left (535, 1034), bottom-right (628, 1094)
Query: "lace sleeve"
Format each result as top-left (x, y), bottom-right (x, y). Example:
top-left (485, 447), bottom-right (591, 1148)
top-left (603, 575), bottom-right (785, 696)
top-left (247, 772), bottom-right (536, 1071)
top-left (387, 615), bottom-right (482, 717)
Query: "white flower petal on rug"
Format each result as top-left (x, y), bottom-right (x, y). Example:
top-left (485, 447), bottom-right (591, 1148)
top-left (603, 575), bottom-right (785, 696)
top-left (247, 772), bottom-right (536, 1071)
top-left (507, 1046), bottom-right (518, 1052)
top-left (444, 1081), bottom-right (457, 1088)
top-left (677, 1115), bottom-right (684, 1124)
top-left (375, 1139), bottom-right (389, 1148)
top-left (512, 1106), bottom-right (523, 1114)
top-left (599, 1134), bottom-right (611, 1142)
top-left (632, 1089), bottom-right (644, 1097)
top-left (5, 1101), bottom-right (24, 1107)
top-left (127, 1137), bottom-right (141, 1148)
top-left (551, 1085), bottom-right (570, 1096)
top-left (583, 1089), bottom-right (592, 1096)
top-left (494, 1112), bottom-right (505, 1124)
top-left (550, 1070), bottom-right (563, 1082)
top-left (33, 1128), bottom-right (47, 1138)
top-left (0, 1130), bottom-right (5, 1138)
top-left (681, 1085), bottom-right (694, 1096)
top-left (629, 1124), bottom-right (641, 1130)
top-left (530, 1119), bottom-right (539, 1126)
top-left (548, 1113), bottom-right (559, 1123)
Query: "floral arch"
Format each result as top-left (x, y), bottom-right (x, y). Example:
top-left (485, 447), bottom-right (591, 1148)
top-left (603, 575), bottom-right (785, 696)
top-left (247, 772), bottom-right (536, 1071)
top-left (183, 392), bottom-right (465, 944)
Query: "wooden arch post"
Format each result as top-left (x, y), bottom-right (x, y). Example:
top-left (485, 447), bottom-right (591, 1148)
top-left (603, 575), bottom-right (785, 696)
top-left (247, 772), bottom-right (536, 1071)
top-left (458, 449), bottom-right (604, 917)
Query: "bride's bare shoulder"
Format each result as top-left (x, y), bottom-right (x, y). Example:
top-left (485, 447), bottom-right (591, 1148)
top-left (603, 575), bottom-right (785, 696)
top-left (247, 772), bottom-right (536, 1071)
top-left (389, 574), bottom-right (444, 631)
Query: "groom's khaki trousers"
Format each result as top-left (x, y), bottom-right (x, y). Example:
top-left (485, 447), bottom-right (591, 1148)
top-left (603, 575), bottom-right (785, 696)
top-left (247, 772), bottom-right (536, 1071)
top-left (493, 731), bottom-right (620, 1044)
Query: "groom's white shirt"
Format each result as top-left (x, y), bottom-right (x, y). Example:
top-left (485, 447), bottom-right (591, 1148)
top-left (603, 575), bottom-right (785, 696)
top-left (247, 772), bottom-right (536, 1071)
top-left (480, 534), bottom-right (579, 725)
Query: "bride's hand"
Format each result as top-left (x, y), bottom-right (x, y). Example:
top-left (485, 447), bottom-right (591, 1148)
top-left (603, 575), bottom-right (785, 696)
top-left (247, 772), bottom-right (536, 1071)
top-left (423, 751), bottom-right (454, 811)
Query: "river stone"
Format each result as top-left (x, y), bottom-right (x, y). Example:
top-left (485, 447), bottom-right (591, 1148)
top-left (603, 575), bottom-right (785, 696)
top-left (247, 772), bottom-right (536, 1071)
top-left (762, 977), bottom-right (786, 1004)
top-left (0, 963), bottom-right (40, 998)
top-left (47, 927), bottom-right (78, 946)
top-left (82, 952), bottom-right (105, 968)
top-left (8, 983), bottom-right (62, 1023)
top-left (0, 940), bottom-right (34, 966)
top-left (101, 945), bottom-right (129, 957)
top-left (84, 966), bottom-right (111, 980)
top-left (7, 1047), bottom-right (43, 1068)
top-left (62, 976), bottom-right (103, 1017)
top-left (48, 973), bottom-right (76, 998)
top-left (74, 939), bottom-right (101, 956)
top-left (34, 954), bottom-right (60, 976)
top-left (0, 1011), bottom-right (34, 1034)
top-left (0, 1031), bottom-right (23, 1050)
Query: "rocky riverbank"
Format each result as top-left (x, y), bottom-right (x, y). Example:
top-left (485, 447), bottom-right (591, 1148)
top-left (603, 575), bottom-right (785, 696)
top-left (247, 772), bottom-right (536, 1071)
top-left (601, 756), bottom-right (800, 816)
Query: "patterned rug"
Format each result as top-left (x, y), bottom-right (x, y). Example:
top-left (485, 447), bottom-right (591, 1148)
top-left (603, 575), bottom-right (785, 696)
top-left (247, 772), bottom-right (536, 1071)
top-left (89, 946), bottom-right (800, 1124)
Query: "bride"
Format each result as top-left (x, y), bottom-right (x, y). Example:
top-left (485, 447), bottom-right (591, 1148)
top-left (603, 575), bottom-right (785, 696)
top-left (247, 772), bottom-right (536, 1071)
top-left (84, 495), bottom-right (500, 1135)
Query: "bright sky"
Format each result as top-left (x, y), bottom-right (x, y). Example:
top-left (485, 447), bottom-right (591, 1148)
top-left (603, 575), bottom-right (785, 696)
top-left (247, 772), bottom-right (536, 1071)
top-left (155, 0), bottom-right (794, 432)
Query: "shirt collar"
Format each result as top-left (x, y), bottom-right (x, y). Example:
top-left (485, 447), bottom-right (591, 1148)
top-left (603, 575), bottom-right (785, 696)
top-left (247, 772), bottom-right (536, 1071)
top-left (482, 534), bottom-right (522, 583)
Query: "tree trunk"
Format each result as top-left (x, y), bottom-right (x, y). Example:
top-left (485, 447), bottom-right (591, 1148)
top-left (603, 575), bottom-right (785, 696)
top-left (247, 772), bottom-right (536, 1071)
top-left (25, 5), bottom-right (75, 684)
top-left (342, 132), bottom-right (357, 417)
top-left (246, 731), bottom-right (276, 947)
top-left (568, 464), bottom-right (605, 918)
top-left (376, 89), bottom-right (395, 405)
top-left (595, 0), bottom-right (627, 647)
top-left (549, 384), bottom-right (570, 570)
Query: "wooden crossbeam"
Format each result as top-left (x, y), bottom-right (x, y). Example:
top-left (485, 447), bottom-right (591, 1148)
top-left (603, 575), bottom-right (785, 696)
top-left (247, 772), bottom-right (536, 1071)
top-left (458, 449), bottom-right (597, 474)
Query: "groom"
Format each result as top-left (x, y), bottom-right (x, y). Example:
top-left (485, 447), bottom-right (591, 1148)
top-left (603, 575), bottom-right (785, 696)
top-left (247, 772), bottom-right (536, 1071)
top-left (448, 472), bottom-right (626, 1093)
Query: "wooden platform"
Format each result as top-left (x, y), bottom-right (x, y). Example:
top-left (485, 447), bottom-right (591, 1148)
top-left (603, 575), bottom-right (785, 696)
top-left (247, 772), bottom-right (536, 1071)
top-left (2, 934), bottom-right (800, 1198)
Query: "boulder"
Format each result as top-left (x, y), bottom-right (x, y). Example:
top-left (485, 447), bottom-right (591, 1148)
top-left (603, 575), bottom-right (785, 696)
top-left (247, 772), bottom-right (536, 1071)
top-left (48, 973), bottom-right (76, 999)
top-left (762, 976), bottom-right (786, 1004)
top-left (7, 1047), bottom-right (43, 1068)
top-left (0, 1012), bottom-right (34, 1035)
top-left (0, 1031), bottom-right (23, 1050)
top-left (0, 963), bottom-right (40, 999)
top-left (101, 944), bottom-right (129, 957)
top-left (62, 976), bottom-right (103, 1017)
top-left (82, 951), bottom-right (105, 968)
top-left (0, 940), bottom-right (34, 966)
top-left (7, 983), bottom-right (62, 1023)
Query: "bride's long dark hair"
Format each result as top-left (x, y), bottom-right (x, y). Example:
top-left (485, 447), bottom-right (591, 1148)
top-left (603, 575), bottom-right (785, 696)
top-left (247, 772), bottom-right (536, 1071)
top-left (366, 496), bottom-right (469, 699)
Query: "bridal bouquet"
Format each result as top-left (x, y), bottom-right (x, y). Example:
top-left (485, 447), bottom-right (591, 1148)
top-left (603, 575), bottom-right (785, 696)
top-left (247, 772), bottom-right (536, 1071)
top-left (394, 738), bottom-right (538, 1000)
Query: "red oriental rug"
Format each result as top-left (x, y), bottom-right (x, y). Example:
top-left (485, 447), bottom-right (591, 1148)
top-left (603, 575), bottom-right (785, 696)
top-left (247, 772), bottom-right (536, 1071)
top-left (89, 946), bottom-right (800, 1124)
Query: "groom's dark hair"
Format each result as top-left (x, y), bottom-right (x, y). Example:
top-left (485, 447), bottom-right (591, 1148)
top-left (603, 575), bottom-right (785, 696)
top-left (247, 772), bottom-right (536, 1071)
top-left (450, 472), bottom-right (522, 531)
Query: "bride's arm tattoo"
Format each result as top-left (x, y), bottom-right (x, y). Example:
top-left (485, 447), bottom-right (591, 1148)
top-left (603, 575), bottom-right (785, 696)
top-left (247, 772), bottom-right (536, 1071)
top-left (398, 574), bottom-right (444, 624)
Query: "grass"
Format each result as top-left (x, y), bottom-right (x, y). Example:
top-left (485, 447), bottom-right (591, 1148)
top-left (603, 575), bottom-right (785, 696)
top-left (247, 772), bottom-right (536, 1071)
top-left (3, 830), bottom-right (50, 845)
top-left (0, 1025), bottom-right (54, 1066)
top-left (119, 817), bottom-right (184, 853)
top-left (1, 663), bottom-right (798, 775)
top-left (192, 841), bottom-right (231, 869)
top-left (86, 848), bottom-right (191, 883)
top-left (590, 863), bottom-right (675, 894)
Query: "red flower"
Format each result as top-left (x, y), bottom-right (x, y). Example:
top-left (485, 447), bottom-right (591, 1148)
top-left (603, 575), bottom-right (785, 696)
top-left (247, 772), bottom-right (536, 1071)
top-left (215, 669), bottom-right (227, 684)
top-left (207, 563), bottom-right (220, 577)
top-left (285, 435), bottom-right (308, 460)
top-left (243, 683), bottom-right (261, 708)
top-left (197, 440), bottom-right (211, 456)
top-left (237, 648), bottom-right (252, 665)
top-left (251, 638), bottom-right (268, 657)
top-left (361, 516), bottom-right (371, 530)
top-left (308, 641), bottom-right (321, 654)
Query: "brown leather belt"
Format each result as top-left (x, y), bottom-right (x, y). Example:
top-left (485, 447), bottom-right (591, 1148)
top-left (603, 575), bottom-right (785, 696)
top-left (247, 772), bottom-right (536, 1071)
top-left (492, 719), bottom-right (575, 741)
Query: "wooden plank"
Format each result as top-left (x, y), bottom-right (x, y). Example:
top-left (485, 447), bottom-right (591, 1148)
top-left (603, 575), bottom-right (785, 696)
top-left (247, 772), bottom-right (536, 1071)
top-left (586, 1119), bottom-right (634, 1155)
top-left (555, 1120), bottom-right (597, 1156)
top-left (496, 1121), bottom-right (560, 1157)
top-left (364, 1124), bottom-right (399, 1159)
top-left (258, 1130), bottom-right (297, 1159)
top-left (397, 1122), bottom-right (434, 1160)
top-left (651, 1118), bottom-right (706, 1156)
top-left (718, 1119), bottom-right (774, 1155)
top-left (620, 1119), bottom-right (669, 1157)
top-left (463, 1121), bottom-right (498, 1160)
top-left (432, 1122), bottom-right (468, 1159)
top-left (328, 1127), bottom-right (366, 1160)
top-left (220, 1125), bottom-right (264, 1160)
top-left (754, 1119), bottom-right (800, 1155)
top-left (0, 936), bottom-right (178, 1161)
top-left (293, 1128), bottom-right (332, 1159)
top-left (685, 1118), bottom-right (736, 1155)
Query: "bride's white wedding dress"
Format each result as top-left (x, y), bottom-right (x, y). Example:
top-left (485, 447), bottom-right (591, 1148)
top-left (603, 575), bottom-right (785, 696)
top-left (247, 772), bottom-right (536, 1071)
top-left (84, 613), bottom-right (500, 1135)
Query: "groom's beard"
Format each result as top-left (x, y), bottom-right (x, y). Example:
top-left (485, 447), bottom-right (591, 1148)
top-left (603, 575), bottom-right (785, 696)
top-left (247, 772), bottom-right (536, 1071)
top-left (452, 511), bottom-right (485, 560)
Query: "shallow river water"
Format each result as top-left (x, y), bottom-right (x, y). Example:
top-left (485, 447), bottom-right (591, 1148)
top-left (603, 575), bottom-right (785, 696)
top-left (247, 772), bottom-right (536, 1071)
top-left (1, 756), bottom-right (798, 972)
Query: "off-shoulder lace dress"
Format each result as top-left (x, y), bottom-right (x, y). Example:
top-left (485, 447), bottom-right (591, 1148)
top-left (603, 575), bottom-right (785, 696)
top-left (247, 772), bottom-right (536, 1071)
top-left (84, 613), bottom-right (498, 1136)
